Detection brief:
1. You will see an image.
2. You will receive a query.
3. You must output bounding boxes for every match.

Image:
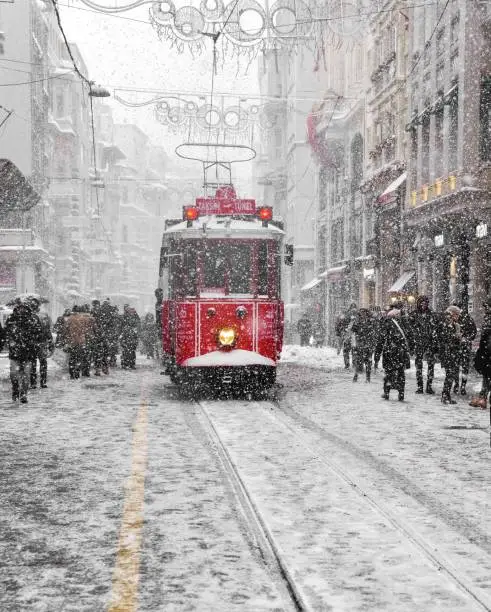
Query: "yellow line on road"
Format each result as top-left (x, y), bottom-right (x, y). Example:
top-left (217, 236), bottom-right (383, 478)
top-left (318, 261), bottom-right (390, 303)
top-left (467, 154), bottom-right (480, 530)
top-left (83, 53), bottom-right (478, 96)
top-left (108, 399), bottom-right (148, 612)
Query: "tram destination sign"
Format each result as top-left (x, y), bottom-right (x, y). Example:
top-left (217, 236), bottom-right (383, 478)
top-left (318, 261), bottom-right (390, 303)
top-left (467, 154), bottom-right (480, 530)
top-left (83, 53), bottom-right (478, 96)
top-left (196, 197), bottom-right (256, 216)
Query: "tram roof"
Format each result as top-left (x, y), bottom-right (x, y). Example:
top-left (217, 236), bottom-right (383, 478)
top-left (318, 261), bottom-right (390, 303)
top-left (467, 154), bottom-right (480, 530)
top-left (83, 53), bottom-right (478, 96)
top-left (163, 215), bottom-right (284, 239)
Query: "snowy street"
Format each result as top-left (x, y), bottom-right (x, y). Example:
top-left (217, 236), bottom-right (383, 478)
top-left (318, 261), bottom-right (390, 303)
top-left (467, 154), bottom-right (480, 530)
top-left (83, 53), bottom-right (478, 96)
top-left (1, 348), bottom-right (490, 611)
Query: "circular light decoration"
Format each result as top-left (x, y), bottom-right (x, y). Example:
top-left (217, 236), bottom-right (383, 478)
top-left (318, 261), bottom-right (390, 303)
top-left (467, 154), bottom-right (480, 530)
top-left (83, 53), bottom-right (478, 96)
top-left (78, 0), bottom-right (369, 60)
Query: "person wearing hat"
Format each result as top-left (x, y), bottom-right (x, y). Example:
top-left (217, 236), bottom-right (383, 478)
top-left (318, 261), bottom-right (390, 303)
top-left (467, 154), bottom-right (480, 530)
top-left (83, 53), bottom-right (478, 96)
top-left (374, 304), bottom-right (414, 401)
top-left (4, 299), bottom-right (43, 403)
top-left (28, 297), bottom-right (54, 389)
top-left (439, 305), bottom-right (463, 405)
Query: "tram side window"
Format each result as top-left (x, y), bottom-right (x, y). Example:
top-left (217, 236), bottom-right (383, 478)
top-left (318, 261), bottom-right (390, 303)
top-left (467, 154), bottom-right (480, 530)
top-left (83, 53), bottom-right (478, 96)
top-left (229, 244), bottom-right (252, 294)
top-left (257, 242), bottom-right (268, 296)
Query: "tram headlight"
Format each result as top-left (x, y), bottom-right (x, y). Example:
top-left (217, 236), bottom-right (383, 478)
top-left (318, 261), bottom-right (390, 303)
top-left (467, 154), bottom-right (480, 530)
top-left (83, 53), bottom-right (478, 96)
top-left (218, 327), bottom-right (236, 348)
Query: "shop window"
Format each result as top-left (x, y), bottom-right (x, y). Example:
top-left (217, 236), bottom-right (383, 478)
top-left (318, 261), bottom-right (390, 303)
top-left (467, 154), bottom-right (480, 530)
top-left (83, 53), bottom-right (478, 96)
top-left (448, 92), bottom-right (459, 170)
top-left (480, 76), bottom-right (491, 162)
top-left (421, 114), bottom-right (430, 185)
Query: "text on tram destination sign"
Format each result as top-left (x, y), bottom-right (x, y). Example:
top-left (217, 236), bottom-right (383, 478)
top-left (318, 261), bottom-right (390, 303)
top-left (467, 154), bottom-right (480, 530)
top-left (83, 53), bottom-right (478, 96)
top-left (195, 197), bottom-right (257, 216)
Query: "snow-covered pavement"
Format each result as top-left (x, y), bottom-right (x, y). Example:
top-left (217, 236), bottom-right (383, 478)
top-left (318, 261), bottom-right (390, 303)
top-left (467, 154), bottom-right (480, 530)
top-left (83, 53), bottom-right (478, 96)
top-left (0, 348), bottom-right (490, 611)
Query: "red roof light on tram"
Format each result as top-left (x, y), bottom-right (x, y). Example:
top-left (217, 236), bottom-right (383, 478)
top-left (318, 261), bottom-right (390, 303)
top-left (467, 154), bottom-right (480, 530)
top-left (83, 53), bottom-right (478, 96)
top-left (257, 206), bottom-right (273, 222)
top-left (183, 206), bottom-right (199, 221)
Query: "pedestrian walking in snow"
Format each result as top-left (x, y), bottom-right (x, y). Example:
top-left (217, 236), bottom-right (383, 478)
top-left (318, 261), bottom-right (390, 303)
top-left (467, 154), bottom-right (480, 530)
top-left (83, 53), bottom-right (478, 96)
top-left (53, 309), bottom-right (71, 351)
top-left (454, 306), bottom-right (477, 396)
top-left (120, 304), bottom-right (140, 369)
top-left (64, 305), bottom-right (95, 379)
top-left (374, 305), bottom-right (413, 402)
top-left (439, 305), bottom-right (463, 405)
top-left (28, 297), bottom-right (54, 389)
top-left (141, 313), bottom-right (158, 358)
top-left (470, 326), bottom-right (491, 409)
top-left (340, 304), bottom-right (358, 369)
top-left (101, 300), bottom-right (120, 368)
top-left (408, 295), bottom-right (439, 395)
top-left (155, 288), bottom-right (164, 339)
top-left (91, 300), bottom-right (109, 376)
top-left (297, 313), bottom-right (312, 347)
top-left (352, 308), bottom-right (376, 382)
top-left (4, 299), bottom-right (43, 403)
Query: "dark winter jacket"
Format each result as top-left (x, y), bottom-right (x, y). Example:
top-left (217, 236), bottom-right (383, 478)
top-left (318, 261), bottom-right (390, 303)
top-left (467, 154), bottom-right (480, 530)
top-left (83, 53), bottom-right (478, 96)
top-left (4, 307), bottom-right (43, 362)
top-left (0, 322), bottom-right (4, 352)
top-left (374, 315), bottom-right (414, 371)
top-left (352, 312), bottom-right (376, 352)
top-left (408, 303), bottom-right (439, 356)
top-left (120, 309), bottom-right (141, 349)
top-left (459, 312), bottom-right (477, 344)
top-left (35, 312), bottom-right (54, 358)
top-left (474, 329), bottom-right (491, 377)
top-left (438, 317), bottom-right (462, 370)
top-left (297, 316), bottom-right (312, 338)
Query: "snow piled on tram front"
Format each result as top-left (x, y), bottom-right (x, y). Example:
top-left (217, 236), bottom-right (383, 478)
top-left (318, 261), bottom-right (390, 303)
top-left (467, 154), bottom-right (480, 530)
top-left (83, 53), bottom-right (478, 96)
top-left (182, 349), bottom-right (275, 367)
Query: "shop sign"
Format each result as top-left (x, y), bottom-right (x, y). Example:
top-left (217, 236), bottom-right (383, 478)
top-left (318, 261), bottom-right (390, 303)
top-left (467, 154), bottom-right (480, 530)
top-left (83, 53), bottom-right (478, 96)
top-left (476, 223), bottom-right (488, 239)
top-left (363, 267), bottom-right (375, 279)
top-left (0, 263), bottom-right (16, 287)
top-left (434, 234), bottom-right (444, 247)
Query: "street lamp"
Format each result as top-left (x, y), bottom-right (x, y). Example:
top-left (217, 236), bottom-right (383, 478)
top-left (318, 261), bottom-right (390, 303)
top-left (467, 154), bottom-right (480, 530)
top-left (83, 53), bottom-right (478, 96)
top-left (89, 82), bottom-right (110, 98)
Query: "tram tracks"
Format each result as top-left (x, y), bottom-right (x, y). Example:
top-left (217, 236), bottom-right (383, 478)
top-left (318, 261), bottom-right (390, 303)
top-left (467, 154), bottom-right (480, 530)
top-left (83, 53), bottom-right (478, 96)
top-left (196, 400), bottom-right (312, 612)
top-left (270, 401), bottom-right (491, 612)
top-left (197, 397), bottom-right (491, 612)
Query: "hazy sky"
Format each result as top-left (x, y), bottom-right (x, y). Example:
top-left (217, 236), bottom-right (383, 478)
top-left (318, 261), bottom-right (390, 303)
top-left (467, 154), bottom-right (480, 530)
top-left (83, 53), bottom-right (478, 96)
top-left (59, 0), bottom-right (260, 187)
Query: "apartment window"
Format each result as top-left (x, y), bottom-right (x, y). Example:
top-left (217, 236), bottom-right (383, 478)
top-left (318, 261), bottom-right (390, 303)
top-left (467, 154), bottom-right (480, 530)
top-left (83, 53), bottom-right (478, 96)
top-left (480, 76), bottom-right (491, 162)
top-left (319, 167), bottom-right (327, 211)
top-left (56, 91), bottom-right (64, 117)
top-left (450, 50), bottom-right (459, 78)
top-left (450, 12), bottom-right (459, 46)
top-left (421, 114), bottom-right (430, 184)
top-left (448, 90), bottom-right (459, 170)
top-left (436, 27), bottom-right (445, 57)
top-left (435, 108), bottom-right (444, 176)
top-left (436, 61), bottom-right (444, 92)
top-left (318, 226), bottom-right (327, 270)
top-left (410, 129), bottom-right (418, 188)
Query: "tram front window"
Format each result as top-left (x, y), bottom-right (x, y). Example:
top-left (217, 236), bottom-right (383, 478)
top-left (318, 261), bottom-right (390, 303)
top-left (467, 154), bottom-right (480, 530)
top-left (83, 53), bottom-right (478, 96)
top-left (229, 244), bottom-right (252, 294)
top-left (202, 243), bottom-right (227, 294)
top-left (201, 242), bottom-right (253, 296)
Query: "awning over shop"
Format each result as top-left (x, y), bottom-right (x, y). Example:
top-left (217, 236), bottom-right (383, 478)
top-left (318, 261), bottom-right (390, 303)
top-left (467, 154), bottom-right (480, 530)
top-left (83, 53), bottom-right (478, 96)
top-left (320, 265), bottom-right (347, 281)
top-left (0, 159), bottom-right (40, 212)
top-left (388, 270), bottom-right (415, 293)
top-left (376, 171), bottom-right (407, 204)
top-left (300, 277), bottom-right (323, 292)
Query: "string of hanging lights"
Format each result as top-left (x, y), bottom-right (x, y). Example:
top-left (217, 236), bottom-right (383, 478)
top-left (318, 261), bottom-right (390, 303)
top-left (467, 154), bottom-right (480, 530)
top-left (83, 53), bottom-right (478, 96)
top-left (113, 91), bottom-right (286, 145)
top-left (76, 0), bottom-right (371, 60)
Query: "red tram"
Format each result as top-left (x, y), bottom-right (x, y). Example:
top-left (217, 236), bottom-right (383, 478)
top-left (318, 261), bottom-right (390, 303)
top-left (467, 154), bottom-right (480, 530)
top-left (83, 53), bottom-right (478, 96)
top-left (158, 185), bottom-right (292, 389)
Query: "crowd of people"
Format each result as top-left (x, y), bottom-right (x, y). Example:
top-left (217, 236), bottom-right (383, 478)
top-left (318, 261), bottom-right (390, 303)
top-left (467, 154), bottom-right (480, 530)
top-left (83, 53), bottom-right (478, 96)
top-left (0, 297), bottom-right (160, 404)
top-left (330, 296), bottom-right (491, 407)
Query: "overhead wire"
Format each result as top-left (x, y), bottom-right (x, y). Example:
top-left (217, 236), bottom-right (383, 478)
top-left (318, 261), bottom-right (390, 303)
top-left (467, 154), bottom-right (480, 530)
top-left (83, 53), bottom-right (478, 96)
top-left (50, 0), bottom-right (106, 233)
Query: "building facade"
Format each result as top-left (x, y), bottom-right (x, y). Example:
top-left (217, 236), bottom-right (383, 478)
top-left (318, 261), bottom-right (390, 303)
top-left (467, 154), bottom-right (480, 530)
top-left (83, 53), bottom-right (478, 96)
top-left (405, 0), bottom-right (491, 326)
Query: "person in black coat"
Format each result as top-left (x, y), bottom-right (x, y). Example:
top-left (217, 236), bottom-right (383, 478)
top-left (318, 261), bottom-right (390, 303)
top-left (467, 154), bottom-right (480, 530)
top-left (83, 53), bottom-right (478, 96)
top-left (471, 326), bottom-right (491, 409)
top-left (439, 305), bottom-right (463, 405)
top-left (297, 314), bottom-right (312, 347)
top-left (120, 304), bottom-right (141, 369)
top-left (352, 308), bottom-right (376, 382)
top-left (4, 300), bottom-right (43, 403)
top-left (408, 295), bottom-right (439, 395)
top-left (28, 297), bottom-right (54, 389)
top-left (374, 306), bottom-right (413, 401)
top-left (454, 307), bottom-right (477, 396)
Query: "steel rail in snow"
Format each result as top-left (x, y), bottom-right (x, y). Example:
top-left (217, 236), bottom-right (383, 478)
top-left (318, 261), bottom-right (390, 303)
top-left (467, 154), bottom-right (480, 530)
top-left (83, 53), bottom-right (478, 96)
top-left (195, 400), bottom-right (313, 612)
top-left (270, 402), bottom-right (491, 612)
